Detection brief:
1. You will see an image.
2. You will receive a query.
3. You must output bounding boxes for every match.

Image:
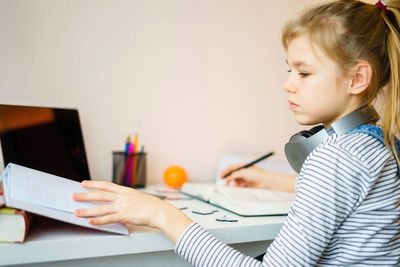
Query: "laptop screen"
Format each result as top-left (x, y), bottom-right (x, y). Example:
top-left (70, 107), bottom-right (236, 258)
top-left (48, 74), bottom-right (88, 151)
top-left (0, 104), bottom-right (90, 182)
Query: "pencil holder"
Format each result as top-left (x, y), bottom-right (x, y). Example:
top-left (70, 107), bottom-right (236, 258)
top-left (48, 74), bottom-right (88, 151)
top-left (112, 151), bottom-right (147, 188)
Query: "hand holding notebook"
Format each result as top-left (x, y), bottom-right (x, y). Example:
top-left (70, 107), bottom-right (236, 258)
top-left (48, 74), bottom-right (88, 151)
top-left (0, 163), bottom-right (128, 235)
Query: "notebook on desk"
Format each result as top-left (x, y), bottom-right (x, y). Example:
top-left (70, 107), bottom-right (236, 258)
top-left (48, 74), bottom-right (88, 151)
top-left (0, 104), bottom-right (90, 182)
top-left (181, 182), bottom-right (296, 217)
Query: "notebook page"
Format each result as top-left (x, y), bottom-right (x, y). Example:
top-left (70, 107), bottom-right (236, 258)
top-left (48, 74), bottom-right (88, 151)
top-left (8, 163), bottom-right (97, 212)
top-left (1, 163), bottom-right (128, 235)
top-left (216, 185), bottom-right (296, 204)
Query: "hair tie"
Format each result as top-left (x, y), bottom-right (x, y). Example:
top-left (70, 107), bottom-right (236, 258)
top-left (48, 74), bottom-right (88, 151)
top-left (376, 0), bottom-right (389, 14)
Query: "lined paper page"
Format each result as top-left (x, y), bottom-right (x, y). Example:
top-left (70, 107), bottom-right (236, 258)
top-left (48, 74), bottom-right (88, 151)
top-left (216, 186), bottom-right (296, 203)
top-left (1, 163), bottom-right (128, 235)
top-left (8, 164), bottom-right (95, 212)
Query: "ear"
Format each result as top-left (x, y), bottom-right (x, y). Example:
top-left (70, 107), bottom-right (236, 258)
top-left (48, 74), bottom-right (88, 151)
top-left (348, 62), bottom-right (372, 95)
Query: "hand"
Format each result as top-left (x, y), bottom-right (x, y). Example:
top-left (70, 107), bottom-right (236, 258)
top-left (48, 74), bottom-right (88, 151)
top-left (73, 181), bottom-right (193, 243)
top-left (220, 163), bottom-right (297, 192)
top-left (220, 163), bottom-right (269, 188)
top-left (73, 180), bottom-right (163, 227)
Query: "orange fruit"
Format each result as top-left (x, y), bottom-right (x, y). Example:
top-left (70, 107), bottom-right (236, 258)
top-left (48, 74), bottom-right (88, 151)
top-left (163, 166), bottom-right (187, 188)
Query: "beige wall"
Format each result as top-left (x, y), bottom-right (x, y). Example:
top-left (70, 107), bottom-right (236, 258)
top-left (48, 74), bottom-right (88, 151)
top-left (0, 0), bottom-right (324, 183)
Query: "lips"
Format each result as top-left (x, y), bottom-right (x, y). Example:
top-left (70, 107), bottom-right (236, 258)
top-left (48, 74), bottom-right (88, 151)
top-left (288, 101), bottom-right (299, 110)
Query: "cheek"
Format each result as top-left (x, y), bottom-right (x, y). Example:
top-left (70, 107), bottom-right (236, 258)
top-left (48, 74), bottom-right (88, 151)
top-left (306, 75), bottom-right (336, 98)
top-left (299, 82), bottom-right (333, 113)
top-left (298, 80), bottom-right (323, 102)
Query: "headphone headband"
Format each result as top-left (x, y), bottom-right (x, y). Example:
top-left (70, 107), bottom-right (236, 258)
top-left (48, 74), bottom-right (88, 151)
top-left (330, 105), bottom-right (379, 134)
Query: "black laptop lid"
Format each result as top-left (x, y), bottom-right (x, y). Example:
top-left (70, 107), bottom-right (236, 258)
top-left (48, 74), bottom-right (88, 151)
top-left (0, 104), bottom-right (90, 182)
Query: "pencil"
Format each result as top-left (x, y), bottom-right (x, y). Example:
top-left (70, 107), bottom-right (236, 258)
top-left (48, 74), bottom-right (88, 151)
top-left (222, 151), bottom-right (274, 178)
top-left (131, 133), bottom-right (138, 187)
top-left (124, 135), bottom-right (131, 161)
top-left (126, 143), bottom-right (134, 186)
top-left (119, 135), bottom-right (131, 184)
top-left (135, 145), bottom-right (145, 186)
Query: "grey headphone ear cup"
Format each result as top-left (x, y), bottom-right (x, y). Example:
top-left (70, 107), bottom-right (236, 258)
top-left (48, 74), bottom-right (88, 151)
top-left (285, 125), bottom-right (325, 173)
top-left (284, 139), bottom-right (309, 174)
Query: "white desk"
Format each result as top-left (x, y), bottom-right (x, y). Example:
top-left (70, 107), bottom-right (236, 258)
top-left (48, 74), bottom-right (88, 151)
top-left (0, 187), bottom-right (286, 266)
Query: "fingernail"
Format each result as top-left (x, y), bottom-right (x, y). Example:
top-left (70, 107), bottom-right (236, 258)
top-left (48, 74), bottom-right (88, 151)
top-left (75, 210), bottom-right (80, 215)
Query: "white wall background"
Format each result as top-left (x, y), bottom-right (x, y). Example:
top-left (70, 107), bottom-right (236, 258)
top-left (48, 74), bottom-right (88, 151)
top-left (0, 0), bottom-right (323, 183)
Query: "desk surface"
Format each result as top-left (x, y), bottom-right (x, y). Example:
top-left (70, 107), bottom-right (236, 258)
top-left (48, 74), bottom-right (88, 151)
top-left (0, 185), bottom-right (286, 266)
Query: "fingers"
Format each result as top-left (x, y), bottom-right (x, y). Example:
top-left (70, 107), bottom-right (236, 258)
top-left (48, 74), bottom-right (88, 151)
top-left (73, 190), bottom-right (117, 202)
top-left (75, 204), bottom-right (116, 218)
top-left (87, 214), bottom-right (123, 226)
top-left (220, 163), bottom-right (246, 178)
top-left (234, 180), bottom-right (246, 187)
top-left (81, 180), bottom-right (133, 194)
top-left (227, 179), bottom-right (246, 187)
top-left (224, 169), bottom-right (246, 185)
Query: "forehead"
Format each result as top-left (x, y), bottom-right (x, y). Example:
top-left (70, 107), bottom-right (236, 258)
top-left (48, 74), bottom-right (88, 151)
top-left (286, 35), bottom-right (333, 68)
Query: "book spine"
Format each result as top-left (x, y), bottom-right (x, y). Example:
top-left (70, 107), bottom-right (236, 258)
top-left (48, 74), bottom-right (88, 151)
top-left (0, 188), bottom-right (4, 207)
top-left (0, 208), bottom-right (32, 243)
top-left (14, 209), bottom-right (32, 241)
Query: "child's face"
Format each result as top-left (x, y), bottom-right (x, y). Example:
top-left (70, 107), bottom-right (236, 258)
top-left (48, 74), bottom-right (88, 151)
top-left (284, 34), bottom-right (353, 127)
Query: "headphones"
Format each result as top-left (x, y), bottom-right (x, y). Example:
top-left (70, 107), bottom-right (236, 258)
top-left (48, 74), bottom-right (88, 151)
top-left (284, 105), bottom-right (380, 173)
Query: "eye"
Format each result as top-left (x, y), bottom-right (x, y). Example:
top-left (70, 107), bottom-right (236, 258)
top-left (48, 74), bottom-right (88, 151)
top-left (298, 72), bottom-right (309, 77)
top-left (287, 69), bottom-right (292, 73)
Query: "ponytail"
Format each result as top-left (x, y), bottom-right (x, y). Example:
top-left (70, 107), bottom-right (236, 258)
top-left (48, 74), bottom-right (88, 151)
top-left (382, 1), bottom-right (400, 164)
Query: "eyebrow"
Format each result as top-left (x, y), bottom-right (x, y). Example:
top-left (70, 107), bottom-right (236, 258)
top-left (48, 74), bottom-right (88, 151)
top-left (285, 60), bottom-right (311, 68)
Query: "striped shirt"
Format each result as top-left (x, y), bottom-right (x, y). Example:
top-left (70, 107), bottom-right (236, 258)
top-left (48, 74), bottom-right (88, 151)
top-left (175, 129), bottom-right (400, 266)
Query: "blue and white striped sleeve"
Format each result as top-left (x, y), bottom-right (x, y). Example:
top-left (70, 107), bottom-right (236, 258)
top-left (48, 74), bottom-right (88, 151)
top-left (175, 138), bottom-right (368, 266)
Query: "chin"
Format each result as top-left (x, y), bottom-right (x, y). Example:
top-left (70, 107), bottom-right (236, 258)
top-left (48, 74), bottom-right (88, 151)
top-left (294, 115), bottom-right (319, 126)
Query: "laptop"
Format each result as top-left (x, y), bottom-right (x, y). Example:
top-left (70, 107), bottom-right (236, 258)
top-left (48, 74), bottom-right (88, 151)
top-left (0, 104), bottom-right (90, 182)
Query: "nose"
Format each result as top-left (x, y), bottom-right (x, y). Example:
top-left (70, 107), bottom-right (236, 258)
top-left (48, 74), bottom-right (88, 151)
top-left (283, 76), bottom-right (296, 94)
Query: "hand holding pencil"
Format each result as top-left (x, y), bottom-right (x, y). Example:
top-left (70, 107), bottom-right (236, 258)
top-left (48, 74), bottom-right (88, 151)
top-left (220, 163), bottom-right (269, 188)
top-left (220, 152), bottom-right (297, 192)
top-left (221, 152), bottom-right (274, 178)
top-left (219, 152), bottom-right (273, 188)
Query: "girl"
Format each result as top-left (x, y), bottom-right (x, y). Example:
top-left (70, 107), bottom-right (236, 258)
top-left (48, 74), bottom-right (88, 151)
top-left (73, 0), bottom-right (400, 265)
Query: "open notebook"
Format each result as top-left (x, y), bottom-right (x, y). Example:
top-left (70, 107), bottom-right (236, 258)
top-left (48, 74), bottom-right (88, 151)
top-left (181, 183), bottom-right (296, 217)
top-left (0, 163), bottom-right (128, 235)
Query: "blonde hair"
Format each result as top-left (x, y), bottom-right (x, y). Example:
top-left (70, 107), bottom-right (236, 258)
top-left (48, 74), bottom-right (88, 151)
top-left (282, 0), bottom-right (400, 163)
